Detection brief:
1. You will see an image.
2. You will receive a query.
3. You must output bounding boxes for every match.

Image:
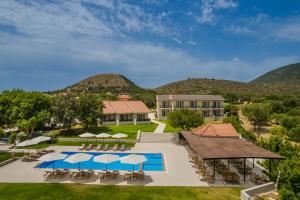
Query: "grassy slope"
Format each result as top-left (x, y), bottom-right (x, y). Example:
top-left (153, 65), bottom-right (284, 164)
top-left (0, 183), bottom-right (241, 200)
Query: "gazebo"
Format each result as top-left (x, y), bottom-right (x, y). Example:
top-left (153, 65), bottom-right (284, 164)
top-left (180, 131), bottom-right (284, 182)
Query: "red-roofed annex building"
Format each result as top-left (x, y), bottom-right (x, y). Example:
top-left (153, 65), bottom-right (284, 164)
top-left (102, 100), bottom-right (151, 125)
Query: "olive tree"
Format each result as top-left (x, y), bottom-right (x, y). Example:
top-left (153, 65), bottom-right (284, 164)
top-left (168, 109), bottom-right (204, 131)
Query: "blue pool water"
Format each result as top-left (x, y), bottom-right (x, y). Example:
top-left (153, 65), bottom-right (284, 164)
top-left (36, 152), bottom-right (164, 171)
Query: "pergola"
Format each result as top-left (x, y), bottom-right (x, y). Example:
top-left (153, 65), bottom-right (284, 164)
top-left (181, 131), bottom-right (284, 182)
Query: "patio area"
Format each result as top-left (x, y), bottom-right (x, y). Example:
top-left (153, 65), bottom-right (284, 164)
top-left (0, 142), bottom-right (208, 186)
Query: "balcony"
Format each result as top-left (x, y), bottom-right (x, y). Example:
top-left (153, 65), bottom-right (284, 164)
top-left (159, 105), bottom-right (171, 109)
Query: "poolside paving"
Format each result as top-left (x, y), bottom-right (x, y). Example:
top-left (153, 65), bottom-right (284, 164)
top-left (0, 143), bottom-right (208, 186)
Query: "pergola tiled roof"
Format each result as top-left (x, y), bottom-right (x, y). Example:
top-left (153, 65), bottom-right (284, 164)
top-left (192, 123), bottom-right (240, 138)
top-left (181, 131), bottom-right (283, 160)
top-left (103, 101), bottom-right (150, 114)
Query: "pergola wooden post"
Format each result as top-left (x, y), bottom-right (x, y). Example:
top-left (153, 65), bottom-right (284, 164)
top-left (213, 159), bottom-right (216, 181)
top-left (243, 158), bottom-right (246, 182)
top-left (269, 159), bottom-right (272, 179)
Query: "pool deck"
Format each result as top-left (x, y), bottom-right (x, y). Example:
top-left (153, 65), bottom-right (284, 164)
top-left (0, 143), bottom-right (209, 186)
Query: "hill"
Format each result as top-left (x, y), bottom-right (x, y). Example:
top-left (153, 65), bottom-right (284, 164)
top-left (54, 73), bottom-right (146, 94)
top-left (155, 78), bottom-right (300, 96)
top-left (251, 63), bottom-right (300, 84)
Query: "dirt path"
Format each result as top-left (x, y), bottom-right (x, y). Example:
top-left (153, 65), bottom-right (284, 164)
top-left (237, 106), bottom-right (274, 139)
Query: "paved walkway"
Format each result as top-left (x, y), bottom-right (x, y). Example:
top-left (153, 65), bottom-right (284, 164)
top-left (139, 132), bottom-right (177, 143)
top-left (151, 120), bottom-right (166, 133)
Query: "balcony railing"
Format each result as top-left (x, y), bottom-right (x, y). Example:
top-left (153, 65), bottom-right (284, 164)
top-left (160, 105), bottom-right (171, 108)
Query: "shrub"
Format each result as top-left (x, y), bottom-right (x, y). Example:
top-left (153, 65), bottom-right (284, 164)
top-left (16, 132), bottom-right (28, 142)
top-left (223, 116), bottom-right (256, 141)
top-left (288, 125), bottom-right (300, 142)
top-left (270, 126), bottom-right (288, 137)
top-left (168, 109), bottom-right (204, 130)
top-left (8, 133), bottom-right (17, 144)
top-left (281, 116), bottom-right (300, 130)
top-left (224, 104), bottom-right (238, 116)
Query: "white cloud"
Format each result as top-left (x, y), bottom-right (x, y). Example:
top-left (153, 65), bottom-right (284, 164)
top-left (0, 0), bottom-right (299, 90)
top-left (198, 0), bottom-right (237, 24)
top-left (273, 19), bottom-right (300, 42)
top-left (187, 40), bottom-right (197, 45)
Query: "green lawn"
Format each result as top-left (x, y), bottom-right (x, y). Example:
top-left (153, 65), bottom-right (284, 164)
top-left (16, 140), bottom-right (135, 150)
top-left (0, 183), bottom-right (242, 200)
top-left (57, 123), bottom-right (158, 139)
top-left (0, 152), bottom-right (24, 162)
top-left (159, 120), bottom-right (182, 133)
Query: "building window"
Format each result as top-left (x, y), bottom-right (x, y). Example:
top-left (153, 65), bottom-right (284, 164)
top-left (213, 110), bottom-right (222, 116)
top-left (190, 101), bottom-right (197, 108)
top-left (202, 101), bottom-right (210, 108)
top-left (161, 101), bottom-right (170, 108)
top-left (120, 114), bottom-right (133, 121)
top-left (137, 114), bottom-right (147, 121)
top-left (213, 101), bottom-right (221, 108)
top-left (103, 114), bottom-right (116, 122)
top-left (202, 111), bottom-right (210, 117)
top-left (176, 101), bottom-right (184, 108)
top-left (162, 110), bottom-right (169, 116)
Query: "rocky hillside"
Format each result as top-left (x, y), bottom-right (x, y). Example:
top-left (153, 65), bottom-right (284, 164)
top-left (251, 63), bottom-right (300, 84)
top-left (54, 74), bottom-right (145, 94)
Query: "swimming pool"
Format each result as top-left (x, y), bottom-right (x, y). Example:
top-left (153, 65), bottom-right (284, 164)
top-left (36, 152), bottom-right (164, 171)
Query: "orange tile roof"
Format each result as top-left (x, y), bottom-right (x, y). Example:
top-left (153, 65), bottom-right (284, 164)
top-left (103, 101), bottom-right (150, 114)
top-left (192, 123), bottom-right (240, 138)
top-left (118, 94), bottom-right (132, 101)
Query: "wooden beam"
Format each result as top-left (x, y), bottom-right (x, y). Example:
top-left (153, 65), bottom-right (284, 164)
top-left (244, 158), bottom-right (246, 182)
top-left (213, 159), bottom-right (216, 181)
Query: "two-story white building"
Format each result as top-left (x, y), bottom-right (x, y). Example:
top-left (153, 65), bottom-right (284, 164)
top-left (156, 95), bottom-right (224, 120)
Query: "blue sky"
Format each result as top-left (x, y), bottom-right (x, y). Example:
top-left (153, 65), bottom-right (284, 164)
top-left (0, 0), bottom-right (300, 91)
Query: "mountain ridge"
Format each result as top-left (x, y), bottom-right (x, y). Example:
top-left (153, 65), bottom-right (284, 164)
top-left (53, 63), bottom-right (300, 96)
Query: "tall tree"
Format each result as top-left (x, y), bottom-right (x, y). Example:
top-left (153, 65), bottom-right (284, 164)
top-left (168, 109), bottom-right (204, 131)
top-left (77, 94), bottom-right (103, 129)
top-left (242, 103), bottom-right (270, 134)
top-left (52, 93), bottom-right (77, 133)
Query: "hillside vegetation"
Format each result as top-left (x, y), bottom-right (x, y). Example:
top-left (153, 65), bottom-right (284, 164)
top-left (54, 73), bottom-right (146, 94)
top-left (52, 63), bottom-right (300, 98)
top-left (251, 63), bottom-right (300, 84)
top-left (155, 78), bottom-right (300, 96)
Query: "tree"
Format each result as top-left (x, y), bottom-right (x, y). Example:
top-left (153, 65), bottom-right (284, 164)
top-left (16, 110), bottom-right (50, 137)
top-left (269, 100), bottom-right (286, 114)
top-left (288, 125), bottom-right (300, 142)
top-left (131, 93), bottom-right (156, 109)
top-left (77, 94), bottom-right (103, 129)
top-left (52, 93), bottom-right (77, 133)
top-left (242, 103), bottom-right (270, 133)
top-left (168, 109), bottom-right (204, 130)
top-left (17, 117), bottom-right (38, 137)
top-left (223, 116), bottom-right (256, 141)
top-left (0, 127), bottom-right (4, 138)
top-left (0, 90), bottom-right (51, 128)
top-left (281, 116), bottom-right (300, 130)
top-left (224, 103), bottom-right (238, 116)
top-left (287, 106), bottom-right (300, 116)
top-left (270, 113), bottom-right (287, 125)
